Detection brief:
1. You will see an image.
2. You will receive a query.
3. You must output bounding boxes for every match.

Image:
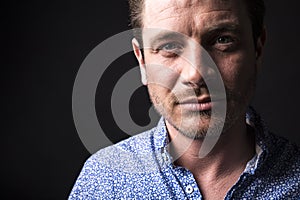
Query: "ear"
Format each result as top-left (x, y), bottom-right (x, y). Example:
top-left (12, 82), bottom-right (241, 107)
top-left (255, 26), bottom-right (267, 72)
top-left (132, 38), bottom-right (147, 85)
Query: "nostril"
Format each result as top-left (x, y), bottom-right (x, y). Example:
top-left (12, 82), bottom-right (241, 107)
top-left (186, 81), bottom-right (206, 88)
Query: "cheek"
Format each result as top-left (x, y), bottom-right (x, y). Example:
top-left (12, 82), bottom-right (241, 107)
top-left (147, 84), bottom-right (168, 100)
top-left (144, 53), bottom-right (182, 90)
top-left (147, 85), bottom-right (163, 106)
top-left (215, 52), bottom-right (256, 90)
top-left (147, 84), bottom-right (177, 114)
top-left (145, 67), bottom-right (180, 97)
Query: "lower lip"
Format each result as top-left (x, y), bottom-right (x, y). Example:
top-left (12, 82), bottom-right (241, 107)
top-left (179, 101), bottom-right (212, 111)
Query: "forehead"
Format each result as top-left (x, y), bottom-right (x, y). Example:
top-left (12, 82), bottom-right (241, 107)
top-left (145, 0), bottom-right (236, 13)
top-left (143, 0), bottom-right (248, 32)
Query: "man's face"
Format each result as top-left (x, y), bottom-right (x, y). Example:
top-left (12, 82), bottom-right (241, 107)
top-left (133, 0), bottom-right (262, 139)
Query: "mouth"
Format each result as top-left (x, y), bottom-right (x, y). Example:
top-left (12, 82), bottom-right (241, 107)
top-left (178, 96), bottom-right (223, 112)
top-left (177, 96), bottom-right (211, 111)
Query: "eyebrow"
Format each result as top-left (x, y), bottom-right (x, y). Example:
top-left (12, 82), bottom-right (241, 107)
top-left (146, 31), bottom-right (187, 48)
top-left (203, 23), bottom-right (241, 34)
top-left (200, 23), bottom-right (241, 41)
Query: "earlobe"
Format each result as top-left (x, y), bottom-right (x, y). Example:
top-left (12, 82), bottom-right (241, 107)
top-left (132, 38), bottom-right (147, 85)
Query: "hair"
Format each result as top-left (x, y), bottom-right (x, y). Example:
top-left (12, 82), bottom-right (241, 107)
top-left (128, 0), bottom-right (265, 45)
top-left (128, 0), bottom-right (145, 46)
top-left (244, 0), bottom-right (266, 43)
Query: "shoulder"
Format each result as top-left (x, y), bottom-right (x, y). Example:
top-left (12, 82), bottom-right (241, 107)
top-left (266, 132), bottom-right (300, 168)
top-left (257, 133), bottom-right (300, 198)
top-left (69, 127), bottom-right (158, 199)
top-left (91, 126), bottom-right (158, 169)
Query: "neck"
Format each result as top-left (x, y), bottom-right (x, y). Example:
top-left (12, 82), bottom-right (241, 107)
top-left (166, 117), bottom-right (256, 182)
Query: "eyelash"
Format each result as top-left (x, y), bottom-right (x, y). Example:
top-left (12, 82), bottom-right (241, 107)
top-left (216, 36), bottom-right (234, 44)
top-left (211, 35), bottom-right (237, 51)
top-left (155, 42), bottom-right (184, 57)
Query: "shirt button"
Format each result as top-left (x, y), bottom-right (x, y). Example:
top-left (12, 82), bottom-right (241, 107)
top-left (186, 185), bottom-right (194, 194)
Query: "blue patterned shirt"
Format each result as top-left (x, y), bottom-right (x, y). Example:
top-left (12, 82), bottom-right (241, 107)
top-left (69, 108), bottom-right (300, 199)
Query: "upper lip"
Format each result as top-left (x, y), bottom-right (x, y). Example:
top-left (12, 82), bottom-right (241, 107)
top-left (179, 96), bottom-right (211, 104)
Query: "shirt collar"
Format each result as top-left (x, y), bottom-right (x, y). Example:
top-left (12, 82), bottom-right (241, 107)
top-left (244, 106), bottom-right (270, 174)
top-left (153, 117), bottom-right (168, 150)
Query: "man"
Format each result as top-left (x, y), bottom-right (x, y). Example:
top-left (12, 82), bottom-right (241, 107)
top-left (69, 0), bottom-right (300, 199)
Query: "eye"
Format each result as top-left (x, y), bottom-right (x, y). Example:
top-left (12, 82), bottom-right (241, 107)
top-left (216, 36), bottom-right (234, 44)
top-left (160, 43), bottom-right (182, 51)
top-left (211, 35), bottom-right (237, 52)
top-left (156, 42), bottom-right (184, 57)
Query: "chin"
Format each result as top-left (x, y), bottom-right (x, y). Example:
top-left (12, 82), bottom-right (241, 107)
top-left (165, 108), bottom-right (239, 140)
top-left (164, 111), bottom-right (212, 139)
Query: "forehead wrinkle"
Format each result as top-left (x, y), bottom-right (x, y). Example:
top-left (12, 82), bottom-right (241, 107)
top-left (144, 1), bottom-right (190, 25)
top-left (190, 11), bottom-right (239, 39)
top-left (144, 0), bottom-right (178, 19)
top-left (143, 0), bottom-right (247, 37)
top-left (147, 10), bottom-right (237, 37)
top-left (196, 10), bottom-right (238, 27)
top-left (144, 0), bottom-right (233, 14)
top-left (144, 0), bottom-right (235, 27)
top-left (163, 0), bottom-right (232, 9)
top-left (144, 4), bottom-right (193, 31)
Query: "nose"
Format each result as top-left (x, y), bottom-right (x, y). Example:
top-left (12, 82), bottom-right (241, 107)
top-left (181, 44), bottom-right (206, 87)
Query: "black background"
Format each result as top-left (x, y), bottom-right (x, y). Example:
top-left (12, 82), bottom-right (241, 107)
top-left (3, 0), bottom-right (300, 199)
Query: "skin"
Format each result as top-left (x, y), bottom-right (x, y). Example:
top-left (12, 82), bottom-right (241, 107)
top-left (132, 0), bottom-right (266, 199)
